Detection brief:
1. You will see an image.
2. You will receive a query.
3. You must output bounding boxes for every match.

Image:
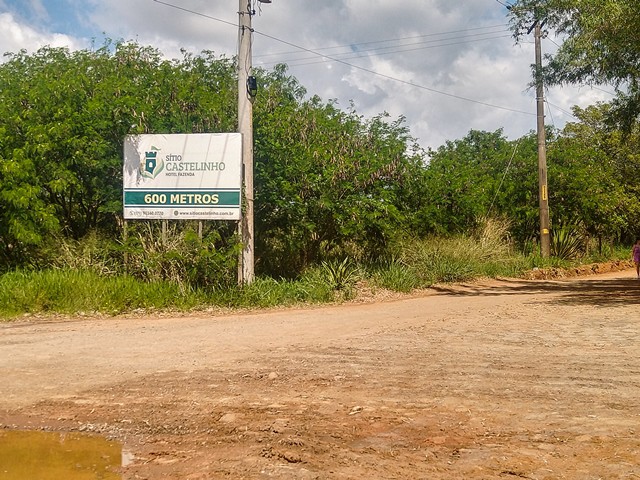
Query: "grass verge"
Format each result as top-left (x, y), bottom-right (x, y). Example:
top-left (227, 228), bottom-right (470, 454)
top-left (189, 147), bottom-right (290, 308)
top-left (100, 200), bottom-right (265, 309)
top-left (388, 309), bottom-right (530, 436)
top-left (0, 236), bottom-right (633, 321)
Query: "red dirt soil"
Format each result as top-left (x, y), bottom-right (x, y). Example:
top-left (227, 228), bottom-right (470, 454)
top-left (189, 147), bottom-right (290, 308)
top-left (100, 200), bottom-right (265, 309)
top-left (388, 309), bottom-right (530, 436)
top-left (1, 264), bottom-right (639, 479)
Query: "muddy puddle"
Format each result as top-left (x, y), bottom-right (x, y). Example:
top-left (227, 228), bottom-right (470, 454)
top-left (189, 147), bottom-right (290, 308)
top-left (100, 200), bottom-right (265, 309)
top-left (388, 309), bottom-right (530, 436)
top-left (0, 430), bottom-right (130, 479)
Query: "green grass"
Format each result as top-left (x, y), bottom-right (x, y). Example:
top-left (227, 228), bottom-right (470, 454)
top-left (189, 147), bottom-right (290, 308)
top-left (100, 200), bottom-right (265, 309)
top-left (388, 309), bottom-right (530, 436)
top-left (372, 258), bottom-right (420, 293)
top-left (0, 231), bottom-right (633, 321)
top-left (380, 230), bottom-right (530, 288)
top-left (0, 267), bottom-right (339, 320)
top-left (210, 275), bottom-right (334, 309)
top-left (0, 269), bottom-right (201, 318)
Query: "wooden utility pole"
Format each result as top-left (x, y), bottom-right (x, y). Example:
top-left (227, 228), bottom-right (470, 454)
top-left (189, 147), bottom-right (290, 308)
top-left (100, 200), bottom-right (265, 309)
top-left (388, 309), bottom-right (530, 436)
top-left (534, 21), bottom-right (551, 257)
top-left (237, 0), bottom-right (255, 284)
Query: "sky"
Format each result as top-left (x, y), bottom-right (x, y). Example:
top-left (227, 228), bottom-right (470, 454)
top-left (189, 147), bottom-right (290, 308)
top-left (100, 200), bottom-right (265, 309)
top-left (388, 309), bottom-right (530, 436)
top-left (0, 0), bottom-right (614, 151)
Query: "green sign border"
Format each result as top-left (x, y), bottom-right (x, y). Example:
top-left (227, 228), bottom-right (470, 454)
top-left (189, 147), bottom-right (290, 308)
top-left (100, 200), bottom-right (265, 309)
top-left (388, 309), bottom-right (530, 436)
top-left (124, 190), bottom-right (240, 207)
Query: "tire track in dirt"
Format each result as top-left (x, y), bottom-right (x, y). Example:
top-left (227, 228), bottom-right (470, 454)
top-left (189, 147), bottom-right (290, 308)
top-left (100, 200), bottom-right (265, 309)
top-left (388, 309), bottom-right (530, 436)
top-left (1, 269), bottom-right (639, 479)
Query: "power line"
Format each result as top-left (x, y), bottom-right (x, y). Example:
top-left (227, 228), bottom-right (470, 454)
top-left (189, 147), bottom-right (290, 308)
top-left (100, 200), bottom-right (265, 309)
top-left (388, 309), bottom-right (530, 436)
top-left (260, 29), bottom-right (511, 63)
top-left (494, 0), bottom-right (514, 9)
top-left (273, 35), bottom-right (512, 68)
top-left (545, 100), bottom-right (577, 119)
top-left (547, 37), bottom-right (562, 49)
top-left (260, 32), bottom-right (513, 68)
top-left (488, 139), bottom-right (520, 217)
top-left (251, 28), bottom-right (534, 116)
top-left (545, 98), bottom-right (558, 129)
top-left (255, 24), bottom-right (510, 59)
top-left (588, 84), bottom-right (616, 96)
top-left (152, 0), bottom-right (237, 28)
top-left (152, 0), bottom-right (535, 116)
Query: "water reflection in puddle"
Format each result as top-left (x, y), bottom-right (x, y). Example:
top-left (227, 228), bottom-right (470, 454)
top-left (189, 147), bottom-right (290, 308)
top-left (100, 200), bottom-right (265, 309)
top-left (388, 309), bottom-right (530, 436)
top-left (0, 430), bottom-right (127, 479)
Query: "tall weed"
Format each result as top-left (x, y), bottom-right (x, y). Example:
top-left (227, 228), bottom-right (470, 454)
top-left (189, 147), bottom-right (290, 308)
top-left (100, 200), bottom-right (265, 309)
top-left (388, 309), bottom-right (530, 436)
top-left (0, 269), bottom-right (199, 318)
top-left (372, 257), bottom-right (419, 292)
top-left (1, 216), bottom-right (630, 319)
top-left (387, 217), bottom-right (523, 288)
top-left (47, 232), bottom-right (122, 275)
top-left (207, 271), bottom-right (336, 309)
top-left (124, 223), bottom-right (238, 292)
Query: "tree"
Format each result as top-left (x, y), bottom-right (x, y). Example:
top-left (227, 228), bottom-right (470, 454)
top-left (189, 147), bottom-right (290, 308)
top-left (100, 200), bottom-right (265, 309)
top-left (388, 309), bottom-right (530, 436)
top-left (551, 103), bottom-right (640, 243)
top-left (508, 0), bottom-right (640, 130)
top-left (253, 65), bottom-right (426, 276)
top-left (419, 129), bottom-right (540, 242)
top-left (0, 43), bottom-right (239, 267)
top-left (0, 47), bottom-right (428, 275)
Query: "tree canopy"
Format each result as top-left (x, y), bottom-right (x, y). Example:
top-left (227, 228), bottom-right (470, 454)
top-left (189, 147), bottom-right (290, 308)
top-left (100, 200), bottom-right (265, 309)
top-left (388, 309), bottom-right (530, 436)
top-left (508, 0), bottom-right (640, 130)
top-left (1, 42), bottom-right (638, 274)
top-left (0, 43), bottom-right (425, 273)
top-left (0, 43), bottom-right (240, 266)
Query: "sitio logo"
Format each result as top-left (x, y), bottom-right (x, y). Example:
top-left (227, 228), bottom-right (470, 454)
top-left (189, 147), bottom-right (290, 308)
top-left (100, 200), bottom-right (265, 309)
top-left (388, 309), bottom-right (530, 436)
top-left (141, 146), bottom-right (164, 179)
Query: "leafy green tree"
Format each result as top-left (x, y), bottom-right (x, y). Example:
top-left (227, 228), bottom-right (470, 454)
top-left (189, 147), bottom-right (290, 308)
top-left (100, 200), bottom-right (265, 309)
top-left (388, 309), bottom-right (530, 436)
top-left (419, 129), bottom-right (540, 241)
top-left (551, 103), bottom-right (640, 243)
top-left (508, 0), bottom-right (640, 130)
top-left (0, 43), bottom-right (240, 268)
top-left (508, 0), bottom-right (640, 242)
top-left (253, 65), bottom-right (426, 276)
top-left (0, 46), bottom-right (428, 275)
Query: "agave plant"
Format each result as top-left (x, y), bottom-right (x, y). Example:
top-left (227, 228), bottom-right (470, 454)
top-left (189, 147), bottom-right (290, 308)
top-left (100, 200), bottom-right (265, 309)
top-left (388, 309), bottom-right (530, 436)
top-left (320, 257), bottom-right (360, 291)
top-left (551, 223), bottom-right (586, 260)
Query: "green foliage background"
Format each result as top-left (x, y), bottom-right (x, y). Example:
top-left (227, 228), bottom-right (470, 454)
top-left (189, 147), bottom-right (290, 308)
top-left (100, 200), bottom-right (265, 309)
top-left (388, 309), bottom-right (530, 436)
top-left (1, 41), bottom-right (639, 287)
top-left (509, 0), bottom-right (640, 132)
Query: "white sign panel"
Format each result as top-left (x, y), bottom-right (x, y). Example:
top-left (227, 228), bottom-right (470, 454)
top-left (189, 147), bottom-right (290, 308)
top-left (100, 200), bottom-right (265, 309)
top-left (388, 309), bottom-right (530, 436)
top-left (123, 133), bottom-right (242, 220)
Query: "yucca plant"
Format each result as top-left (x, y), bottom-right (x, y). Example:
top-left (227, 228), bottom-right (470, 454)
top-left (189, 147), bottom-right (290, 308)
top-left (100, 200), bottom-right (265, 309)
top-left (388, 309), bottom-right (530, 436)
top-left (551, 223), bottom-right (586, 260)
top-left (320, 257), bottom-right (360, 292)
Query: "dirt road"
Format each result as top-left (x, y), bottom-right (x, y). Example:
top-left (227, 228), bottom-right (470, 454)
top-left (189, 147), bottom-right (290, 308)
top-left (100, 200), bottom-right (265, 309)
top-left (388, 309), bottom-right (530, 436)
top-left (1, 270), bottom-right (640, 479)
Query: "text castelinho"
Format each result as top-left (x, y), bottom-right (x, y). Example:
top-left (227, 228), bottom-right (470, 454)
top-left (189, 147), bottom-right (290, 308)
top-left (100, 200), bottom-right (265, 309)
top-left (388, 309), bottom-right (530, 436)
top-left (165, 160), bottom-right (226, 172)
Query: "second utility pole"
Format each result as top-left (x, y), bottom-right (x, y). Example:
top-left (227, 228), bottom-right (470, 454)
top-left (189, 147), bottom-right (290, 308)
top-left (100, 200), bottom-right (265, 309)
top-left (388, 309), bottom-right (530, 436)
top-left (238, 0), bottom-right (255, 284)
top-left (534, 21), bottom-right (551, 258)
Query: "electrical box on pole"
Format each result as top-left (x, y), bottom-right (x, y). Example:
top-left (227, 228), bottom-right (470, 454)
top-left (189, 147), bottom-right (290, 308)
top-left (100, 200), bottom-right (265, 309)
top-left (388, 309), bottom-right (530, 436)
top-left (237, 0), bottom-right (273, 285)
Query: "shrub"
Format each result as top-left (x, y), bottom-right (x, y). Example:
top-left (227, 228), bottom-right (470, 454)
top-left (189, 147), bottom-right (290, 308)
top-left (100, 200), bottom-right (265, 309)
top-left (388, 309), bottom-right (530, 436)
top-left (551, 223), bottom-right (586, 260)
top-left (123, 222), bottom-right (238, 292)
top-left (320, 257), bottom-right (360, 292)
top-left (372, 257), bottom-right (419, 292)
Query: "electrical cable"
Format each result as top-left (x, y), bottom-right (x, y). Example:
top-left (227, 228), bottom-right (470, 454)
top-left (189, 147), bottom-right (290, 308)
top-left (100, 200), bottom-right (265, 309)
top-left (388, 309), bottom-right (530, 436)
top-left (494, 0), bottom-right (513, 9)
top-left (487, 139), bottom-right (520, 216)
top-left (152, 0), bottom-right (536, 116)
top-left (264, 34), bottom-right (513, 68)
top-left (545, 100), bottom-right (577, 119)
top-left (547, 37), bottom-right (562, 49)
top-left (255, 24), bottom-right (510, 59)
top-left (263, 35), bottom-right (510, 67)
top-left (152, 0), bottom-right (237, 28)
top-left (259, 30), bottom-right (511, 64)
top-left (545, 97), bottom-right (558, 129)
top-left (250, 27), bottom-right (535, 116)
top-left (587, 84), bottom-right (616, 96)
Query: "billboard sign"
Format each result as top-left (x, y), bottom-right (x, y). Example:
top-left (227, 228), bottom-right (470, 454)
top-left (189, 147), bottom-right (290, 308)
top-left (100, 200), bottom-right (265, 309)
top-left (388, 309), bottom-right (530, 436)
top-left (123, 133), bottom-right (242, 220)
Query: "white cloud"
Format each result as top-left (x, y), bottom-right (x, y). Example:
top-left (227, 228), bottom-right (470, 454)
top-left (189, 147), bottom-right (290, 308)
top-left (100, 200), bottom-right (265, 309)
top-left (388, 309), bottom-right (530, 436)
top-left (0, 12), bottom-right (85, 56)
top-left (249, 0), bottom-right (540, 147)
